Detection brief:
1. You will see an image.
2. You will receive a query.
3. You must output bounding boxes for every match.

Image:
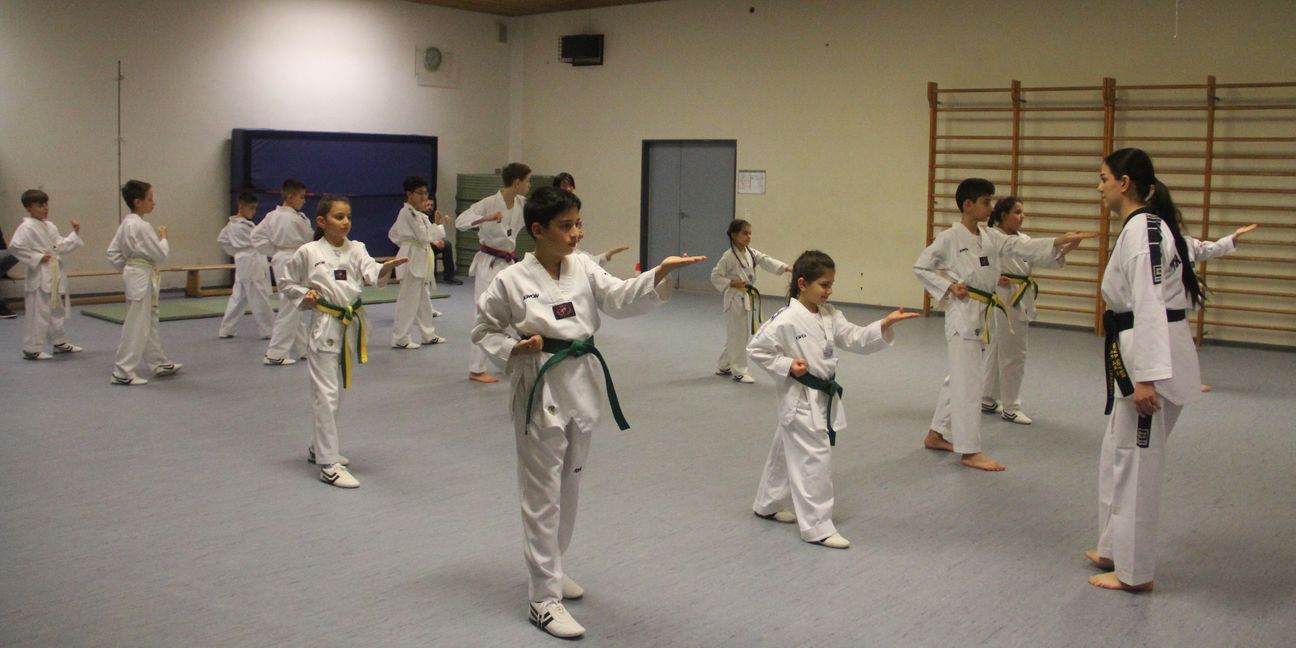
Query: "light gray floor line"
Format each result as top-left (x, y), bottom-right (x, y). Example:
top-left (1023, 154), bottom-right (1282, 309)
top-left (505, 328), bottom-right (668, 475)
top-left (1, 284), bottom-right (1293, 647)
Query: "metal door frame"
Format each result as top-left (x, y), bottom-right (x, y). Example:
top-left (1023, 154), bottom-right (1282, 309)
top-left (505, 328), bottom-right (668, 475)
top-left (639, 139), bottom-right (738, 272)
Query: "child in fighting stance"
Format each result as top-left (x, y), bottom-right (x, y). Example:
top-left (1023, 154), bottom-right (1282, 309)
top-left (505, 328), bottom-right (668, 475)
top-left (9, 189), bottom-right (84, 360)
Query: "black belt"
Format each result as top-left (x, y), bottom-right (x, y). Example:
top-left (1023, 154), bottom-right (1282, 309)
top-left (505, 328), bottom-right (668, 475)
top-left (1102, 308), bottom-right (1185, 415)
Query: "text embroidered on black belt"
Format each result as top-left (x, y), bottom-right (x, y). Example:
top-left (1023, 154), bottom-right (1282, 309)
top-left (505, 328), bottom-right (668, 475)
top-left (1102, 308), bottom-right (1185, 414)
top-left (1136, 413), bottom-right (1153, 448)
top-left (743, 284), bottom-right (764, 334)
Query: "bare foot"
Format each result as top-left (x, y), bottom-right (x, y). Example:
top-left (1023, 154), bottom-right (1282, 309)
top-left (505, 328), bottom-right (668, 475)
top-left (924, 429), bottom-right (954, 452)
top-left (1085, 550), bottom-right (1114, 570)
top-left (1088, 571), bottom-right (1153, 592)
top-left (1200, 383), bottom-right (1212, 393)
top-left (469, 372), bottom-right (499, 384)
top-left (960, 452), bottom-right (1005, 471)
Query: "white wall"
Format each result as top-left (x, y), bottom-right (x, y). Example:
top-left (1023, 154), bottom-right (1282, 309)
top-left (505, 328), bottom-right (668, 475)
top-left (516, 0), bottom-right (1296, 315)
top-left (0, 0), bottom-right (514, 293)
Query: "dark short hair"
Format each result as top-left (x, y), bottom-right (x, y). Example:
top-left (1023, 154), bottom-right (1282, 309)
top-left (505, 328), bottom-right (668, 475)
top-left (21, 189), bottom-right (49, 208)
top-left (403, 176), bottom-right (429, 194)
top-left (552, 172), bottom-right (575, 190)
top-left (502, 163), bottom-right (532, 187)
top-left (121, 179), bottom-right (152, 210)
top-left (523, 186), bottom-right (581, 239)
top-left (955, 178), bottom-right (995, 213)
top-left (282, 178), bottom-right (307, 196)
top-left (236, 189), bottom-right (259, 206)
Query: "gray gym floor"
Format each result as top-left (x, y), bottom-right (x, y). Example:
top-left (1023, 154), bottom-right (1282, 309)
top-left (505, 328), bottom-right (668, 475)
top-left (1, 284), bottom-right (1292, 647)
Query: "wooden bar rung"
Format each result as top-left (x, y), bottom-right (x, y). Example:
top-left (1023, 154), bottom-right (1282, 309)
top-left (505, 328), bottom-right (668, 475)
top-left (1203, 303), bottom-right (1296, 316)
top-left (1207, 287), bottom-right (1295, 299)
top-left (1201, 320), bottom-right (1296, 333)
top-left (1032, 273), bottom-right (1096, 284)
top-left (1038, 289), bottom-right (1093, 299)
top-left (1036, 304), bottom-right (1095, 314)
top-left (1205, 270), bottom-right (1296, 282)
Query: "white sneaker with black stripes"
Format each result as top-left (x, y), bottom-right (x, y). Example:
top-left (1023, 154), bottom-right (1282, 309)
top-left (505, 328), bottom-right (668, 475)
top-left (263, 355), bottom-right (296, 366)
top-left (153, 363), bottom-right (183, 377)
top-left (981, 399), bottom-right (1002, 414)
top-left (529, 600), bottom-right (584, 639)
top-left (111, 373), bottom-right (148, 386)
top-left (1001, 410), bottom-right (1033, 425)
top-left (319, 464), bottom-right (359, 488)
top-left (53, 342), bottom-right (83, 354)
top-left (23, 351), bottom-right (52, 360)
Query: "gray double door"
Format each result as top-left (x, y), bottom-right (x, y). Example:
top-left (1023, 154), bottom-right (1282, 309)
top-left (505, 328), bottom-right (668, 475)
top-left (642, 140), bottom-right (736, 290)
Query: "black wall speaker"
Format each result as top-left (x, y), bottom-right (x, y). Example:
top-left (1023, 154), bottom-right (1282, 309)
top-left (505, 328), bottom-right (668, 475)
top-left (561, 34), bottom-right (603, 66)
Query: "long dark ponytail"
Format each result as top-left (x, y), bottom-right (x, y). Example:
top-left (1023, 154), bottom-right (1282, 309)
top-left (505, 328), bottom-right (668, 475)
top-left (1104, 148), bottom-right (1203, 308)
top-left (788, 250), bottom-right (835, 300)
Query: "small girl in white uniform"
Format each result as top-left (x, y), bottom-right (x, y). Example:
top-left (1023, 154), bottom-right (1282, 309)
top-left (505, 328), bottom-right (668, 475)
top-left (748, 250), bottom-right (918, 549)
top-left (710, 219), bottom-right (790, 383)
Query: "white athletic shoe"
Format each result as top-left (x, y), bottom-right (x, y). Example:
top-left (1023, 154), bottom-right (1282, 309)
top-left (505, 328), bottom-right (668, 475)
top-left (529, 601), bottom-right (585, 639)
top-left (319, 464), bottom-right (359, 488)
top-left (734, 374), bottom-right (755, 384)
top-left (22, 351), bottom-right (53, 360)
top-left (755, 510), bottom-right (797, 524)
top-left (53, 342), bottom-right (83, 354)
top-left (812, 533), bottom-right (851, 549)
top-left (431, 309), bottom-right (444, 318)
top-left (1002, 410), bottom-right (1033, 425)
top-left (308, 446), bottom-right (349, 466)
top-left (561, 575), bottom-right (584, 600)
top-left (392, 341), bottom-right (422, 349)
top-left (981, 399), bottom-right (1002, 414)
top-left (110, 373), bottom-right (148, 386)
top-left (218, 333), bottom-right (235, 339)
top-left (422, 335), bottom-right (446, 345)
top-left (715, 368), bottom-right (732, 376)
top-left (263, 355), bottom-right (297, 366)
top-left (153, 363), bottom-right (183, 377)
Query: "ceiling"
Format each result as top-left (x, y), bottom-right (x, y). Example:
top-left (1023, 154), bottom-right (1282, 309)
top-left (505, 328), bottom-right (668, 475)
top-left (406, 0), bottom-right (665, 17)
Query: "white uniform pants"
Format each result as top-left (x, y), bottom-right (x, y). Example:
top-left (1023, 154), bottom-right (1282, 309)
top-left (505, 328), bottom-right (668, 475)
top-left (930, 334), bottom-right (986, 454)
top-left (1096, 398), bottom-right (1182, 586)
top-left (307, 347), bottom-right (347, 465)
top-left (717, 306), bottom-right (752, 376)
top-left (218, 281), bottom-right (274, 338)
top-left (113, 295), bottom-right (169, 378)
top-left (752, 413), bottom-right (837, 542)
top-left (266, 292), bottom-right (310, 360)
top-left (982, 308), bottom-right (1029, 414)
top-left (23, 291), bottom-right (68, 353)
top-left (469, 268), bottom-right (498, 373)
top-left (515, 418), bottom-right (592, 603)
top-left (391, 277), bottom-right (437, 346)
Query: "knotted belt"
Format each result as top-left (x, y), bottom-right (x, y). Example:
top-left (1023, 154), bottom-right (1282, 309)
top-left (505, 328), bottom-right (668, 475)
top-left (314, 297), bottom-right (367, 389)
top-left (399, 237), bottom-right (436, 282)
top-left (524, 336), bottom-right (628, 433)
top-left (1102, 308), bottom-right (1185, 415)
top-left (792, 372), bottom-right (844, 446)
top-left (479, 244), bottom-right (516, 268)
top-left (966, 286), bottom-right (1011, 343)
top-left (1001, 273), bottom-right (1038, 308)
top-left (49, 254), bottom-right (64, 310)
top-left (125, 258), bottom-right (160, 299)
top-left (743, 284), bottom-right (763, 334)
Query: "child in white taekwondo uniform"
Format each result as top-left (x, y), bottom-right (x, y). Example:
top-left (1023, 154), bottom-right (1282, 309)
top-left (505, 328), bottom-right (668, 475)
top-left (748, 251), bottom-right (919, 549)
top-left (388, 176), bottom-right (448, 349)
top-left (253, 179), bottom-right (313, 365)
top-left (1183, 222), bottom-right (1258, 393)
top-left (9, 189), bottom-right (84, 360)
top-left (913, 178), bottom-right (1094, 471)
top-left (472, 186), bottom-right (705, 640)
top-left (980, 196), bottom-right (1039, 425)
top-left (710, 218), bottom-right (790, 384)
top-left (106, 180), bottom-right (181, 385)
top-left (279, 194), bottom-right (406, 488)
top-left (458, 162), bottom-right (531, 383)
top-left (217, 190), bottom-right (275, 339)
top-left (1087, 149), bottom-right (1206, 592)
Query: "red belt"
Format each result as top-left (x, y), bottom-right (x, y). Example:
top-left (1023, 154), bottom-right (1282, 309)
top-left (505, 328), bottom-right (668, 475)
top-left (479, 244), bottom-right (516, 266)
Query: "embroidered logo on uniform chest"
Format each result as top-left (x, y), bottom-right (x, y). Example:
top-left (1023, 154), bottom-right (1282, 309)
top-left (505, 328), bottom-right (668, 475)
top-left (796, 333), bottom-right (808, 340)
top-left (314, 261), bottom-right (328, 267)
top-left (552, 302), bottom-right (576, 320)
top-left (334, 269), bottom-right (347, 281)
top-left (979, 256), bottom-right (990, 266)
top-left (522, 293), bottom-right (540, 301)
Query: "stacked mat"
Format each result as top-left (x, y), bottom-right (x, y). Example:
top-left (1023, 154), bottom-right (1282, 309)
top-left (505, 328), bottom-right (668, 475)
top-left (454, 172), bottom-right (551, 269)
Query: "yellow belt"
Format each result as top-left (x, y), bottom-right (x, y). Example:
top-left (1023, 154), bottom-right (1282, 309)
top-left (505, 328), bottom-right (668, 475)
top-left (399, 238), bottom-right (436, 281)
top-left (1002, 273), bottom-right (1038, 308)
top-left (49, 254), bottom-right (63, 309)
top-left (966, 286), bottom-right (1011, 343)
top-left (313, 297), bottom-right (367, 389)
top-left (126, 258), bottom-right (160, 298)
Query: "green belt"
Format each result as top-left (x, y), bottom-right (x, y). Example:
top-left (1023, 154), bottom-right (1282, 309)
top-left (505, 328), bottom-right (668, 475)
top-left (524, 336), bottom-right (629, 432)
top-left (313, 297), bottom-right (366, 389)
top-left (966, 286), bottom-right (1011, 343)
top-left (744, 284), bottom-right (763, 334)
top-left (1001, 273), bottom-right (1038, 308)
top-left (792, 372), bottom-right (844, 446)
